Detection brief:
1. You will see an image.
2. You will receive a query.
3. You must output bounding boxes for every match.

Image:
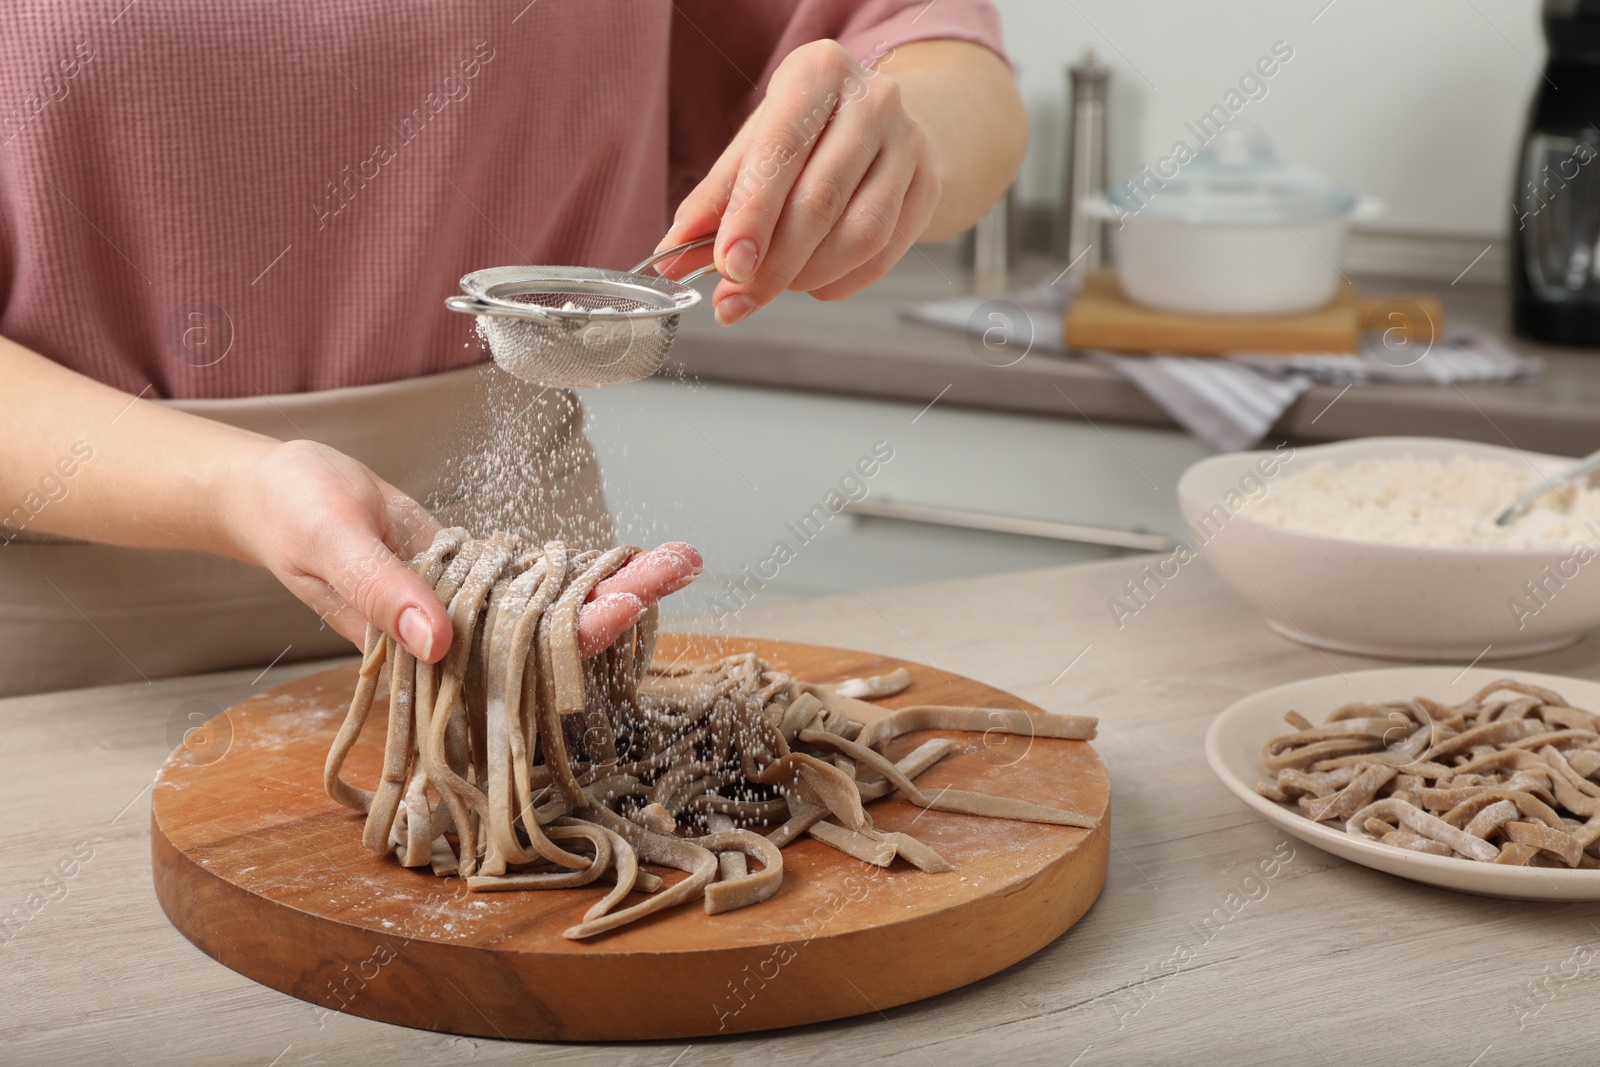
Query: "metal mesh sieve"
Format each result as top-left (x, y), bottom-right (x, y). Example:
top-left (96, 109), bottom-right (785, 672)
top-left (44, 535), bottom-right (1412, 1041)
top-left (446, 236), bottom-right (715, 389)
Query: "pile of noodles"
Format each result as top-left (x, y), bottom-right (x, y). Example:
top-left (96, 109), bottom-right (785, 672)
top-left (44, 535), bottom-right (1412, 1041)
top-left (1258, 678), bottom-right (1600, 866)
top-left (325, 531), bottom-right (1099, 939)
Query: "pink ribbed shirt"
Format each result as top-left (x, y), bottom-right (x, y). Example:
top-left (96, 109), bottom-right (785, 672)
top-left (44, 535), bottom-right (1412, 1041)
top-left (0, 0), bottom-right (1004, 398)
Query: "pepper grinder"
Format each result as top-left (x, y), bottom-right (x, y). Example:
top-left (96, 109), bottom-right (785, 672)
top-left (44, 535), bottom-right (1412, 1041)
top-left (1058, 50), bottom-right (1109, 285)
top-left (972, 65), bottom-right (1023, 294)
top-left (972, 185), bottom-right (1016, 294)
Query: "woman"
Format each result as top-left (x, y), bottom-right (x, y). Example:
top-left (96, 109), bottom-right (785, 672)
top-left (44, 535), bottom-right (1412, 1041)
top-left (0, 0), bottom-right (1025, 696)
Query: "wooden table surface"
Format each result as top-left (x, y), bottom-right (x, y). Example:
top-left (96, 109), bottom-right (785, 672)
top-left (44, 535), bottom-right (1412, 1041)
top-left (6, 555), bottom-right (1599, 1066)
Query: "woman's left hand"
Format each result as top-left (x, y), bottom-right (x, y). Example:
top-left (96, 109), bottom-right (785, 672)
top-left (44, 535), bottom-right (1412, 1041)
top-left (656, 39), bottom-right (942, 326)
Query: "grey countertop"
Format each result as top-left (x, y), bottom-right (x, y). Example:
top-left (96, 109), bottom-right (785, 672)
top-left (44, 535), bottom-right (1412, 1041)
top-left (668, 248), bottom-right (1600, 456)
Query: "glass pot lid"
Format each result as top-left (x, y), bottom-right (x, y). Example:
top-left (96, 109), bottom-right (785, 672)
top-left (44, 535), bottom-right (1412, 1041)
top-left (1108, 125), bottom-right (1358, 225)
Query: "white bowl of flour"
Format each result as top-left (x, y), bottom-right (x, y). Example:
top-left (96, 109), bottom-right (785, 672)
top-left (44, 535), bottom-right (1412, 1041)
top-left (1178, 436), bottom-right (1600, 660)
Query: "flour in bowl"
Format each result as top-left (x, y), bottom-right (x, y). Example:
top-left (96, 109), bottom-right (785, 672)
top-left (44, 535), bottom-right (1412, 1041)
top-left (1249, 456), bottom-right (1600, 549)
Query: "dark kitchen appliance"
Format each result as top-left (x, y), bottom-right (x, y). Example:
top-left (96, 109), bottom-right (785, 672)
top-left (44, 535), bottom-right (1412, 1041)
top-left (1513, 0), bottom-right (1600, 345)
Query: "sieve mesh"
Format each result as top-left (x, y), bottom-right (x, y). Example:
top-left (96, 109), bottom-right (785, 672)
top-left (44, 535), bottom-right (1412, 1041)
top-left (473, 308), bottom-right (681, 390)
top-left (505, 291), bottom-right (656, 313)
top-left (446, 237), bottom-right (715, 390)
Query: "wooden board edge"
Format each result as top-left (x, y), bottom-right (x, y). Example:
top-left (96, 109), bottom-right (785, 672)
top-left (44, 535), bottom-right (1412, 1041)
top-left (152, 803), bottom-right (1110, 1041)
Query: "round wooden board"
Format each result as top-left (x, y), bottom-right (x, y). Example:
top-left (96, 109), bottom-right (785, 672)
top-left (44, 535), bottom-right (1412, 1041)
top-left (152, 635), bottom-right (1110, 1041)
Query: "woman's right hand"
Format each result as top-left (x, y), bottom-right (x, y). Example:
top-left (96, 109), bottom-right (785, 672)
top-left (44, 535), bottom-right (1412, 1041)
top-left (218, 439), bottom-right (702, 664)
top-left (219, 438), bottom-right (455, 661)
top-left (3, 340), bottom-right (701, 667)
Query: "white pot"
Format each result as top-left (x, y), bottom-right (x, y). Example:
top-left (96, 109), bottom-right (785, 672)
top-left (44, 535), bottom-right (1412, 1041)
top-left (1082, 194), bottom-right (1383, 316)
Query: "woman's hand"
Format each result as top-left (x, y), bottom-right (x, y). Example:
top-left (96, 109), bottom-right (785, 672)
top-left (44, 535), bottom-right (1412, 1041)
top-left (655, 39), bottom-right (1026, 326)
top-left (219, 439), bottom-right (701, 664)
top-left (657, 39), bottom-right (943, 325)
top-left (579, 540), bottom-right (702, 657)
top-left (1, 326), bottom-right (703, 670)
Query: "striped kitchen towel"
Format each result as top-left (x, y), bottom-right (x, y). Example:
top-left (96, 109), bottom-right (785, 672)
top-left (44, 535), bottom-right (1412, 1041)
top-left (1089, 329), bottom-right (1539, 450)
top-left (1086, 354), bottom-right (1314, 451)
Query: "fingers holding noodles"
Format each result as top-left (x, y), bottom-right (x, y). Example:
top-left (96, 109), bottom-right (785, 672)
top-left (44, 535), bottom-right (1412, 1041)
top-left (327, 530), bottom-right (1101, 939)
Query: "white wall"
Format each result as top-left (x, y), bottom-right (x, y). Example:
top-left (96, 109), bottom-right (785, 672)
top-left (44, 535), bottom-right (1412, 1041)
top-left (998, 0), bottom-right (1543, 240)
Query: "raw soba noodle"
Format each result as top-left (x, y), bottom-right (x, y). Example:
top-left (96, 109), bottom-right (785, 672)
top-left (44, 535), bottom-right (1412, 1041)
top-left (325, 530), bottom-right (1100, 939)
top-left (1257, 678), bottom-right (1600, 867)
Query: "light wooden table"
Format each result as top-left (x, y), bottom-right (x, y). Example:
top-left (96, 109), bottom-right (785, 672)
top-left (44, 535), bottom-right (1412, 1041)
top-left (5, 556), bottom-right (1598, 1066)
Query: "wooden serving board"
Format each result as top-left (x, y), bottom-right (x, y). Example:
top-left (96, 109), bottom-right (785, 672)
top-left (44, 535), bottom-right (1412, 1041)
top-left (1063, 270), bottom-right (1442, 355)
top-left (151, 635), bottom-right (1109, 1041)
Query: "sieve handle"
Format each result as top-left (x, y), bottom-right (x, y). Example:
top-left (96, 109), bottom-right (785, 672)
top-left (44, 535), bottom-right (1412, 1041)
top-left (444, 294), bottom-right (563, 325)
top-left (630, 235), bottom-right (720, 284)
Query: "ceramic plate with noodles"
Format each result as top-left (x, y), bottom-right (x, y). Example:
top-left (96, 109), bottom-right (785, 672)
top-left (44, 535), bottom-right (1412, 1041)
top-left (1206, 667), bottom-right (1600, 901)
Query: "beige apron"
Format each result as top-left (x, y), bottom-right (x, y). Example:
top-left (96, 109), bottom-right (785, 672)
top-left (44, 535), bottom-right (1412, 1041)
top-left (0, 365), bottom-right (613, 698)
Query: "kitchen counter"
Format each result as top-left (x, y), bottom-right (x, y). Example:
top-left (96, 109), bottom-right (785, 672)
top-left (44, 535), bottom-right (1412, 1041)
top-left (7, 556), bottom-right (1598, 1065)
top-left (670, 249), bottom-right (1600, 457)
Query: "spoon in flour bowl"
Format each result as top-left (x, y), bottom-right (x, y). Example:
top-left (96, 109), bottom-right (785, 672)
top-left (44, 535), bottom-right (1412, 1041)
top-left (1494, 446), bottom-right (1600, 526)
top-left (445, 235), bottom-right (717, 389)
